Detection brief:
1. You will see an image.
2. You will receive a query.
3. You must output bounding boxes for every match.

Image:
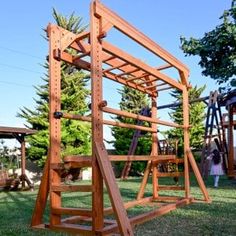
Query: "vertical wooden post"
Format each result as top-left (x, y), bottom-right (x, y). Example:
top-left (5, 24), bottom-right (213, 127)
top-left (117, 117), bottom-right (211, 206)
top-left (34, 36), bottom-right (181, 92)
top-left (48, 24), bottom-right (62, 226)
top-left (21, 136), bottom-right (26, 188)
top-left (90, 1), bottom-right (104, 232)
top-left (182, 86), bottom-right (190, 198)
top-left (151, 98), bottom-right (158, 199)
top-left (228, 105), bottom-right (234, 176)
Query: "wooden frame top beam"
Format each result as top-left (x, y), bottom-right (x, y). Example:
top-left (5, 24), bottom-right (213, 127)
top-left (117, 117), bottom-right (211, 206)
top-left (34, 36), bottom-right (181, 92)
top-left (94, 1), bottom-right (189, 78)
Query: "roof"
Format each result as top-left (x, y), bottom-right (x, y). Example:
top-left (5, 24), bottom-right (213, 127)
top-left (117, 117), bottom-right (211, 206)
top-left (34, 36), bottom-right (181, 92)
top-left (0, 126), bottom-right (36, 139)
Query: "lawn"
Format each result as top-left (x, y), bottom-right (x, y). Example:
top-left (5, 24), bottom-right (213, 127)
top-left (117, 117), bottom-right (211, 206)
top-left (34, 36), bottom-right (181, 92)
top-left (0, 175), bottom-right (236, 236)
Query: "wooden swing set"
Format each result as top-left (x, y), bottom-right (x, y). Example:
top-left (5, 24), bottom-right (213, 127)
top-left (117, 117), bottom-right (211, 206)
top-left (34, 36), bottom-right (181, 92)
top-left (31, 1), bottom-right (210, 235)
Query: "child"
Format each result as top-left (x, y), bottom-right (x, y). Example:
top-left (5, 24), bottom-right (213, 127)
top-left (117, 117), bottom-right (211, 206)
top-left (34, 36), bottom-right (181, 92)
top-left (207, 149), bottom-right (224, 187)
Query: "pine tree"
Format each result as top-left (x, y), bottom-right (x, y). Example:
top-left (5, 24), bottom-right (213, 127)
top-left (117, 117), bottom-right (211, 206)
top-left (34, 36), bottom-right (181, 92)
top-left (111, 86), bottom-right (150, 175)
top-left (17, 10), bottom-right (91, 166)
top-left (165, 85), bottom-right (206, 157)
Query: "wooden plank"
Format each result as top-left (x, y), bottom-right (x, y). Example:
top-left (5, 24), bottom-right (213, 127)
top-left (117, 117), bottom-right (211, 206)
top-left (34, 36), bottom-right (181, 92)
top-left (187, 150), bottom-right (211, 202)
top-left (152, 158), bottom-right (184, 164)
top-left (90, 1), bottom-right (104, 232)
top-left (51, 223), bottom-right (93, 236)
top-left (51, 207), bottom-right (92, 217)
top-left (61, 112), bottom-right (156, 132)
top-left (156, 172), bottom-right (184, 177)
top-left (102, 40), bottom-right (184, 91)
top-left (31, 157), bottom-right (49, 226)
top-left (94, 141), bottom-right (133, 236)
top-left (101, 106), bottom-right (184, 128)
top-left (157, 185), bottom-right (185, 191)
top-left (100, 198), bottom-right (193, 234)
top-left (151, 98), bottom-right (158, 199)
top-left (109, 155), bottom-right (176, 161)
top-left (182, 86), bottom-right (190, 199)
top-left (136, 160), bottom-right (152, 200)
top-left (51, 184), bottom-right (93, 192)
top-left (94, 1), bottom-right (189, 75)
top-left (59, 51), bottom-right (157, 97)
top-left (64, 156), bottom-right (92, 168)
top-left (130, 198), bottom-right (192, 226)
top-left (47, 23), bottom-right (62, 226)
top-left (104, 196), bottom-right (153, 216)
top-left (153, 196), bottom-right (184, 202)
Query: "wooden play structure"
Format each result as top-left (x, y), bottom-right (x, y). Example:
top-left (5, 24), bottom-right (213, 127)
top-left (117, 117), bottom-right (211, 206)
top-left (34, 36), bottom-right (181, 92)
top-left (0, 126), bottom-right (35, 190)
top-left (201, 90), bottom-right (236, 178)
top-left (31, 1), bottom-right (210, 235)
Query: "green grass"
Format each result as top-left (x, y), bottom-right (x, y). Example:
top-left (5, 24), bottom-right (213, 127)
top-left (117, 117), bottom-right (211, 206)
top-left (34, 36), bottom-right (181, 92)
top-left (0, 175), bottom-right (236, 235)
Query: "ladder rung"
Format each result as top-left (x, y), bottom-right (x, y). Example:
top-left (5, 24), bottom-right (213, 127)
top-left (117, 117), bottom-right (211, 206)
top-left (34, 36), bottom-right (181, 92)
top-left (51, 184), bottom-right (93, 192)
top-left (156, 172), bottom-right (184, 177)
top-left (64, 156), bottom-right (92, 168)
top-left (157, 185), bottom-right (185, 190)
top-left (153, 158), bottom-right (184, 164)
top-left (51, 207), bottom-right (92, 217)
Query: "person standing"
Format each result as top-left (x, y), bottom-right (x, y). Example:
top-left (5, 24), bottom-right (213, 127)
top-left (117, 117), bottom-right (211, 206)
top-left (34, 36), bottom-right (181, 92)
top-left (207, 149), bottom-right (224, 187)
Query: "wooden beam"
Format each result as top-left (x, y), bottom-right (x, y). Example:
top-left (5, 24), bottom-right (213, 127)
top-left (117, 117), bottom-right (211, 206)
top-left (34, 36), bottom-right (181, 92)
top-left (90, 1), bottom-right (104, 232)
top-left (102, 40), bottom-right (184, 91)
top-left (187, 150), bottom-right (211, 202)
top-left (100, 198), bottom-right (193, 235)
top-left (101, 106), bottom-right (184, 128)
top-left (94, 1), bottom-right (189, 75)
top-left (104, 196), bottom-right (153, 216)
top-left (182, 86), bottom-right (190, 198)
top-left (31, 157), bottom-right (50, 226)
top-left (51, 207), bottom-right (92, 217)
top-left (60, 112), bottom-right (156, 132)
top-left (94, 141), bottom-right (133, 236)
top-left (109, 155), bottom-right (176, 161)
top-left (47, 23), bottom-right (62, 226)
top-left (51, 184), bottom-right (93, 192)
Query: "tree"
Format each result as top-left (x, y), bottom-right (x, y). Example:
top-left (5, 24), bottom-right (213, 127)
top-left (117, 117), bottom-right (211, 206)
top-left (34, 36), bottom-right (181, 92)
top-left (17, 10), bottom-right (91, 167)
top-left (180, 0), bottom-right (236, 90)
top-left (164, 85), bottom-right (206, 157)
top-left (111, 86), bottom-right (151, 176)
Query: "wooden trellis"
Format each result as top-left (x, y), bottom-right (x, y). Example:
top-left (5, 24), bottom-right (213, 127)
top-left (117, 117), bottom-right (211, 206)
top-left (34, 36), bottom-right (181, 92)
top-left (31, 1), bottom-right (210, 235)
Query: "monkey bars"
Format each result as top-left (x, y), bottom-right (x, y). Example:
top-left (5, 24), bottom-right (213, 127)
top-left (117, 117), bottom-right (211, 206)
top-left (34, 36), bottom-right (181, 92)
top-left (31, 1), bottom-right (210, 235)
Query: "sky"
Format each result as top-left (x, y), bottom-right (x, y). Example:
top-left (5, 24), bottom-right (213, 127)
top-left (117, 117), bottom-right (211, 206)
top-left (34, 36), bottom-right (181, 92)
top-left (0, 0), bottom-right (232, 146)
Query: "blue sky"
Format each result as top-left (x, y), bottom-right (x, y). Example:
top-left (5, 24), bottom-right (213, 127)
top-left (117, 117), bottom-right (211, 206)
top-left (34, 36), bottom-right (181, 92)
top-left (0, 0), bottom-right (232, 139)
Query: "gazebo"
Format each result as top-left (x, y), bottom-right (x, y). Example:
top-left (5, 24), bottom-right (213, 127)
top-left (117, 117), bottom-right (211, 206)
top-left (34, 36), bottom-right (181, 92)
top-left (0, 126), bottom-right (36, 188)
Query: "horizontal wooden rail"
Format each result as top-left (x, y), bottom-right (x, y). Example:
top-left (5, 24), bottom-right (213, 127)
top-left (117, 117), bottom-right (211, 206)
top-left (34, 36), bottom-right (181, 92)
top-left (51, 184), bottom-right (93, 192)
top-left (157, 185), bottom-right (185, 191)
top-left (156, 172), bottom-right (184, 177)
top-left (56, 112), bottom-right (156, 132)
top-left (63, 155), bottom-right (176, 163)
top-left (94, 1), bottom-right (189, 76)
top-left (152, 158), bottom-right (184, 164)
top-left (109, 155), bottom-right (176, 161)
top-left (51, 207), bottom-right (92, 217)
top-left (100, 106), bottom-right (184, 128)
top-left (102, 40), bottom-right (184, 91)
top-left (100, 198), bottom-right (193, 235)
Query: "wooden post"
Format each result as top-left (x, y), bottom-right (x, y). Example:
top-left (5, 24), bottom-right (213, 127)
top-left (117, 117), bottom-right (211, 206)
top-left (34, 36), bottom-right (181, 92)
top-left (21, 136), bottom-right (26, 188)
top-left (48, 24), bottom-right (62, 226)
top-left (228, 105), bottom-right (234, 176)
top-left (182, 86), bottom-right (190, 198)
top-left (90, 1), bottom-right (104, 232)
top-left (151, 98), bottom-right (158, 199)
